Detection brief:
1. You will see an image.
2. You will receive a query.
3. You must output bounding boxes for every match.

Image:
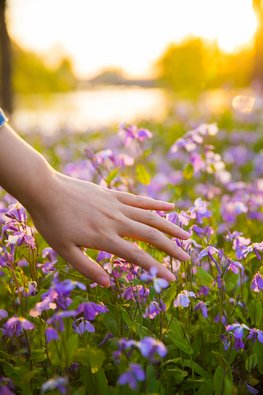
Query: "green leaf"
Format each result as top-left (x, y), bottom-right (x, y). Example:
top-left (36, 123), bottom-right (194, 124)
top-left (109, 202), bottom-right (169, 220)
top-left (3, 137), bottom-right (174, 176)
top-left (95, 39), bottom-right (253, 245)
top-left (75, 346), bottom-right (105, 373)
top-left (196, 267), bottom-right (214, 286)
top-left (248, 299), bottom-right (262, 327)
top-left (162, 281), bottom-right (177, 310)
top-left (245, 353), bottom-right (258, 372)
top-left (211, 351), bottom-right (229, 370)
top-left (183, 163), bottom-right (194, 179)
top-left (106, 168), bottom-right (119, 185)
top-left (136, 164), bottom-right (151, 185)
top-left (213, 366), bottom-right (224, 395)
top-left (65, 334), bottom-right (79, 365)
top-left (182, 359), bottom-right (209, 378)
top-left (169, 336), bottom-right (193, 355)
top-left (167, 367), bottom-right (188, 384)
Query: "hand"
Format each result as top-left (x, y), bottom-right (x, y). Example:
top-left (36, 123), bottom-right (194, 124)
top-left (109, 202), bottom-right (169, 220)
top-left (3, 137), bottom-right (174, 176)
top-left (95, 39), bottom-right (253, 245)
top-left (28, 171), bottom-right (190, 287)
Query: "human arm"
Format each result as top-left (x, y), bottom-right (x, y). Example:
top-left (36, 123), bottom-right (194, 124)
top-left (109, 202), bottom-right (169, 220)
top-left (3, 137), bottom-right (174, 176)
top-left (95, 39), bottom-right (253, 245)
top-left (0, 119), bottom-right (190, 287)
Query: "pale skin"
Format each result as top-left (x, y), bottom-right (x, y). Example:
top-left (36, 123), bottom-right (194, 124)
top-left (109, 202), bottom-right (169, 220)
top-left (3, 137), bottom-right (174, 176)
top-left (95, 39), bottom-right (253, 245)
top-left (0, 123), bottom-right (190, 287)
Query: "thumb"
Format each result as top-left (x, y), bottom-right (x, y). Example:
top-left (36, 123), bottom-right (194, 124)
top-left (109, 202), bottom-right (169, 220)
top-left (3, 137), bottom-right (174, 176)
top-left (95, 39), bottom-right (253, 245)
top-left (64, 245), bottom-right (110, 288)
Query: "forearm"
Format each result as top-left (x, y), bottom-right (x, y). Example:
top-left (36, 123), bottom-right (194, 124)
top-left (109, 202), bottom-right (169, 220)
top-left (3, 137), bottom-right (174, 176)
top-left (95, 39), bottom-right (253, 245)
top-left (0, 124), bottom-right (55, 210)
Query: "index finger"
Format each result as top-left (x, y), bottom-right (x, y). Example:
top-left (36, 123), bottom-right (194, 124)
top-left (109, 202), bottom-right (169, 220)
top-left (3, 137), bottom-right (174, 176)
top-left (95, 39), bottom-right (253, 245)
top-left (113, 191), bottom-right (175, 211)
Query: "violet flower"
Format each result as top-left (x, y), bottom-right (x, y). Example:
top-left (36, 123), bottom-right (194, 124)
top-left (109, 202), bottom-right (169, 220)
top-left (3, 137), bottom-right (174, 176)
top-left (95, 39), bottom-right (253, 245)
top-left (2, 316), bottom-right (34, 337)
top-left (137, 337), bottom-right (167, 362)
top-left (118, 363), bottom-right (145, 390)
top-left (45, 327), bottom-right (59, 343)
top-left (143, 300), bottom-right (166, 319)
top-left (72, 318), bottom-right (95, 334)
top-left (76, 302), bottom-right (108, 321)
top-left (41, 377), bottom-right (68, 395)
top-left (174, 290), bottom-right (196, 308)
top-left (194, 301), bottom-right (208, 318)
top-left (247, 328), bottom-right (263, 343)
top-left (140, 266), bottom-right (169, 293)
top-left (251, 272), bottom-right (263, 292)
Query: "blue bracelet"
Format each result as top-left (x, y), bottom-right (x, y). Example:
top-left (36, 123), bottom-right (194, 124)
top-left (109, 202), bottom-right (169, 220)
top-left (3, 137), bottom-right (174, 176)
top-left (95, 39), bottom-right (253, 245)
top-left (0, 108), bottom-right (8, 127)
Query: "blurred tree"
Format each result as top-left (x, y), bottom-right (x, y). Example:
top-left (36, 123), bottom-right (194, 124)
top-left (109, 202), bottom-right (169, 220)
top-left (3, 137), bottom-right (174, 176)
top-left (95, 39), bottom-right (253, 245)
top-left (156, 37), bottom-right (253, 96)
top-left (253, 0), bottom-right (263, 85)
top-left (0, 0), bottom-right (13, 113)
top-left (12, 43), bottom-right (76, 94)
top-left (156, 38), bottom-right (207, 96)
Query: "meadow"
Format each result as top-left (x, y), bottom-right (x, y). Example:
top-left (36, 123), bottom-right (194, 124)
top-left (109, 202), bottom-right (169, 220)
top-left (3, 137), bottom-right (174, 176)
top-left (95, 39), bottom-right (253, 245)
top-left (0, 96), bottom-right (262, 394)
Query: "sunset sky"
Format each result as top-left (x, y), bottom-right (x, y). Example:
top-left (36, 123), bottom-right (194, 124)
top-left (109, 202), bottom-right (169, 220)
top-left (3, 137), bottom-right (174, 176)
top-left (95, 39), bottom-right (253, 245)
top-left (7, 0), bottom-right (258, 78)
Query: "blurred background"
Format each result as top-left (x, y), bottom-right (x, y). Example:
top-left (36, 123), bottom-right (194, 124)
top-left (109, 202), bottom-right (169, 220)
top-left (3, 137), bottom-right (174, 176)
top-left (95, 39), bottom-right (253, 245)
top-left (0, 0), bottom-right (263, 133)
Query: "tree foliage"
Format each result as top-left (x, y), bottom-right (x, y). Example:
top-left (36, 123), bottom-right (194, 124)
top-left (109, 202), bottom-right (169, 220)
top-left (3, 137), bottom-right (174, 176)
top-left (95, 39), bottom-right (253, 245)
top-left (12, 42), bottom-right (76, 94)
top-left (156, 37), bottom-right (254, 96)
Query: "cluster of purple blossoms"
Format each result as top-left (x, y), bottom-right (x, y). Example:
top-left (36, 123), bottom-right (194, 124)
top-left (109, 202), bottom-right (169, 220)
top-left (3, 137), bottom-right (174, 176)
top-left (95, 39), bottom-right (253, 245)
top-left (2, 316), bottom-right (34, 337)
top-left (30, 278), bottom-right (86, 317)
top-left (122, 285), bottom-right (150, 303)
top-left (1, 203), bottom-right (36, 255)
top-left (118, 124), bottom-right (152, 146)
top-left (115, 336), bottom-right (167, 364)
top-left (224, 323), bottom-right (263, 350)
top-left (143, 300), bottom-right (166, 319)
top-left (37, 247), bottom-right (58, 274)
top-left (118, 363), bottom-right (145, 390)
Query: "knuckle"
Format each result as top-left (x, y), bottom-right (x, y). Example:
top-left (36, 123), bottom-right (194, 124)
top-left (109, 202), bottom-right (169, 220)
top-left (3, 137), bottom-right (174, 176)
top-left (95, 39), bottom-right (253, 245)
top-left (147, 228), bottom-right (159, 242)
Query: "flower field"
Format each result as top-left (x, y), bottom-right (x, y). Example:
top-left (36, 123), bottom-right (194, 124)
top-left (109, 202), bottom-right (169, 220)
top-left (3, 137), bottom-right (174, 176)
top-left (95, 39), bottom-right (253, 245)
top-left (0, 101), bottom-right (263, 394)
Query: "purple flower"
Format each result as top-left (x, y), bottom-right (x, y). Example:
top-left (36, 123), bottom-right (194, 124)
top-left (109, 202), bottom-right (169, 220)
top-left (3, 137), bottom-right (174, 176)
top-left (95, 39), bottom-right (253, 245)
top-left (0, 377), bottom-right (15, 395)
top-left (72, 318), bottom-right (95, 334)
top-left (118, 363), bottom-right (145, 390)
top-left (4, 203), bottom-right (27, 223)
top-left (137, 337), bottom-right (167, 362)
top-left (0, 309), bottom-right (8, 319)
top-left (247, 328), bottom-right (263, 343)
top-left (45, 327), bottom-right (59, 343)
top-left (198, 246), bottom-right (218, 260)
top-left (143, 300), bottom-right (166, 319)
top-left (41, 377), bottom-right (68, 394)
top-left (189, 198), bottom-right (212, 224)
top-left (225, 322), bottom-right (250, 350)
top-left (140, 266), bottom-right (169, 293)
top-left (29, 290), bottom-right (57, 317)
top-left (2, 316), bottom-right (34, 337)
top-left (194, 301), bottom-right (208, 318)
top-left (47, 311), bottom-right (77, 332)
top-left (174, 290), bottom-right (196, 308)
top-left (122, 285), bottom-right (150, 303)
top-left (38, 247), bottom-right (58, 274)
top-left (227, 260), bottom-right (244, 275)
top-left (226, 323), bottom-right (250, 339)
top-left (246, 383), bottom-right (260, 394)
top-left (251, 272), bottom-right (263, 292)
top-left (76, 302), bottom-right (108, 321)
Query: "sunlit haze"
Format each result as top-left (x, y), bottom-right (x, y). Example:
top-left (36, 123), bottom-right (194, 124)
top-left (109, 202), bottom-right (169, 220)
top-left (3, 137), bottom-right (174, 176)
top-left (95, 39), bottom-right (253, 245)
top-left (8, 0), bottom-right (257, 78)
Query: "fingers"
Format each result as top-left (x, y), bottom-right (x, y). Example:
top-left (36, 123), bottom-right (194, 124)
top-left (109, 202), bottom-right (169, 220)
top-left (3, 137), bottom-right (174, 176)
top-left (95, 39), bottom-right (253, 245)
top-left (123, 206), bottom-right (190, 239)
top-left (122, 219), bottom-right (190, 261)
top-left (63, 245), bottom-right (110, 288)
top-left (113, 190), bottom-right (175, 211)
top-left (107, 237), bottom-right (176, 282)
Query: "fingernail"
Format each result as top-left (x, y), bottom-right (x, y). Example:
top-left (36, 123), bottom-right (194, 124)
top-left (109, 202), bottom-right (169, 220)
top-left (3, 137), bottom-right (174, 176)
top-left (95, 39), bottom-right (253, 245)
top-left (100, 275), bottom-right (110, 288)
top-left (182, 252), bottom-right (191, 261)
top-left (180, 229), bottom-right (191, 238)
top-left (167, 272), bottom-right (176, 282)
top-left (164, 202), bottom-right (175, 208)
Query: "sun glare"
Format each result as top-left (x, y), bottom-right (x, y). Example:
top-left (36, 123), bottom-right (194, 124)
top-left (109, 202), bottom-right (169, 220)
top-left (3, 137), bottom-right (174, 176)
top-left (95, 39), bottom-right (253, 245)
top-left (8, 0), bottom-right (258, 77)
